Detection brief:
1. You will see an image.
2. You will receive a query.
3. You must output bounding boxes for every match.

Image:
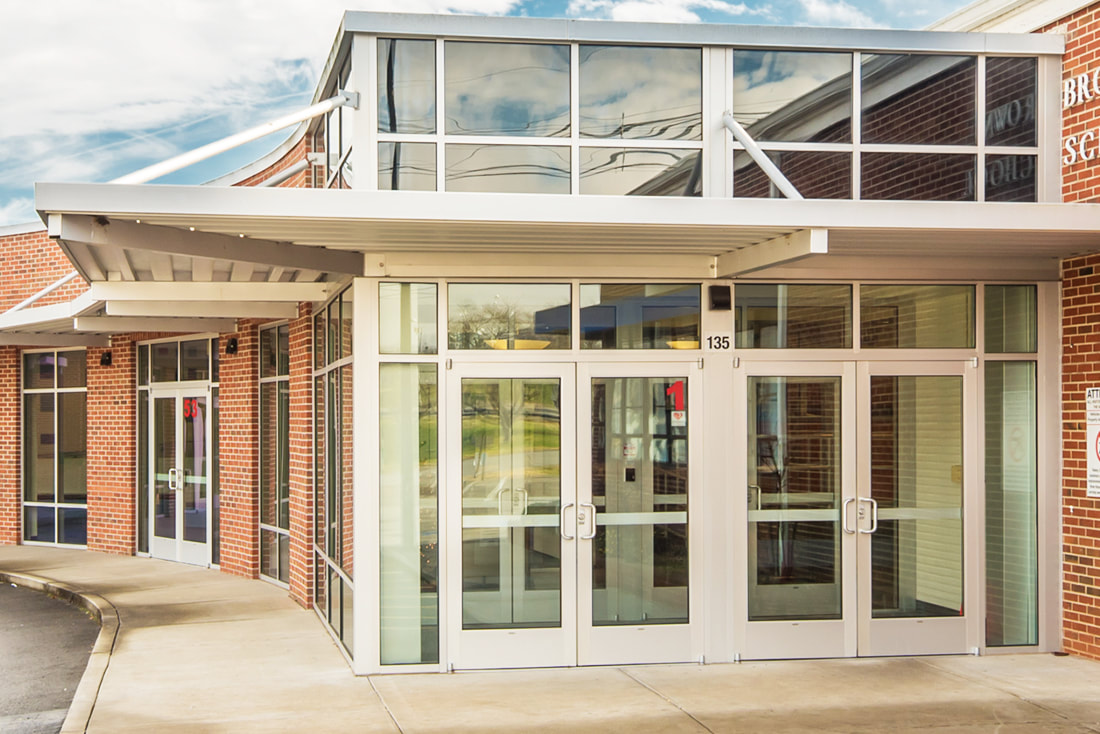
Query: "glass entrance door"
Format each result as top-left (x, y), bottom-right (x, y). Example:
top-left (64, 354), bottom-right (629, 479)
top-left (857, 361), bottom-right (974, 655)
top-left (577, 363), bottom-right (699, 665)
top-left (739, 361), bottom-right (974, 659)
top-left (446, 364), bottom-right (577, 669)
top-left (149, 389), bottom-right (211, 566)
top-left (741, 363), bottom-right (857, 659)
top-left (445, 362), bottom-right (699, 669)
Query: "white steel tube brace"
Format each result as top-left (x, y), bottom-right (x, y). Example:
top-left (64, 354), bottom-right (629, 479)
top-left (111, 93), bottom-right (358, 185)
top-left (722, 111), bottom-right (804, 201)
top-left (5, 270), bottom-right (80, 314)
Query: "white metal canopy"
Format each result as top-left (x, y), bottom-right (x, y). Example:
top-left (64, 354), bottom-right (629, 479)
top-left (35, 182), bottom-right (1100, 283)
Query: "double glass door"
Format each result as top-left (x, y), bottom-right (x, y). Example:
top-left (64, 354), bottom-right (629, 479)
top-left (446, 362), bottom-right (698, 669)
top-left (149, 388), bottom-right (211, 566)
top-left (740, 360), bottom-right (974, 658)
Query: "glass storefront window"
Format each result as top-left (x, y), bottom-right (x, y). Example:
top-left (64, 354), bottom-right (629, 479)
top-left (151, 342), bottom-right (179, 382)
top-left (985, 361), bottom-right (1038, 646)
top-left (444, 41), bottom-right (570, 137)
top-left (378, 39), bottom-right (436, 134)
top-left (986, 285), bottom-right (1037, 353)
top-left (378, 142), bottom-right (437, 191)
top-left (580, 284), bottom-right (700, 349)
top-left (860, 285), bottom-right (975, 349)
top-left (380, 283), bottom-right (438, 354)
top-left (579, 148), bottom-right (701, 196)
top-left (181, 339), bottom-right (209, 381)
top-left (579, 46), bottom-right (701, 141)
top-left (862, 54), bottom-right (976, 145)
top-left (736, 284), bottom-right (852, 349)
top-left (445, 144), bottom-right (570, 194)
top-left (23, 349), bottom-right (87, 546)
top-left (732, 50), bottom-right (852, 143)
top-left (448, 283), bottom-right (571, 350)
top-left (379, 364), bottom-right (439, 664)
top-left (734, 151), bottom-right (851, 200)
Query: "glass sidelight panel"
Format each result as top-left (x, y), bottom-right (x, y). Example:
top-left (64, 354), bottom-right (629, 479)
top-left (591, 377), bottom-right (688, 625)
top-left (869, 376), bottom-right (963, 618)
top-left (182, 396), bottom-right (207, 544)
top-left (747, 377), bottom-right (842, 620)
top-left (153, 397), bottom-right (176, 540)
top-left (461, 377), bottom-right (562, 629)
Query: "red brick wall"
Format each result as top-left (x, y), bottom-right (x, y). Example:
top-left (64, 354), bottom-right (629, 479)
top-left (288, 304), bottom-right (315, 608)
top-left (217, 324), bottom-right (260, 578)
top-left (1046, 2), bottom-right (1100, 662)
top-left (0, 347), bottom-right (20, 545)
top-left (86, 340), bottom-right (136, 555)
top-left (1046, 3), bottom-right (1100, 203)
top-left (0, 229), bottom-right (88, 310)
top-left (234, 135), bottom-right (314, 189)
top-left (1060, 255), bottom-right (1100, 659)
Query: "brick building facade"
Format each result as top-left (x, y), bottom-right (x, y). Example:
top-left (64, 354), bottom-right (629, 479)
top-left (2, 8), bottom-right (1100, 673)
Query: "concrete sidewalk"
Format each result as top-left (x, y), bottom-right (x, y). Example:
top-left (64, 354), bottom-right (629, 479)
top-left (3, 546), bottom-right (1100, 734)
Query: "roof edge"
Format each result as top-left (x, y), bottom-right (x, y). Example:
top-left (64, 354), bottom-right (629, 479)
top-left (0, 221), bottom-right (46, 237)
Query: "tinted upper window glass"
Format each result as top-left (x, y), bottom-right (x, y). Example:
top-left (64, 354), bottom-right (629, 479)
top-left (580, 46), bottom-right (701, 141)
top-left (862, 55), bottom-right (976, 145)
top-left (733, 51), bottom-right (852, 143)
top-left (378, 39), bottom-right (436, 134)
top-left (445, 41), bottom-right (570, 137)
top-left (986, 57), bottom-right (1036, 147)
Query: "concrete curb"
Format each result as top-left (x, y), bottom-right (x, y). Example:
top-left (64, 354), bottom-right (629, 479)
top-left (0, 571), bottom-right (119, 734)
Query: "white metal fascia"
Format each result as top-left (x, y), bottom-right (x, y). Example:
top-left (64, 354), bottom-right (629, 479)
top-left (89, 281), bottom-right (331, 303)
top-left (51, 214), bottom-right (364, 278)
top-left (104, 301), bottom-right (300, 319)
top-left (341, 11), bottom-right (1064, 54)
top-left (0, 334), bottom-right (109, 347)
top-left (928, 0), bottom-right (1088, 32)
top-left (0, 291), bottom-right (98, 330)
top-left (37, 182), bottom-right (1100, 235)
top-left (715, 228), bottom-right (828, 277)
top-left (73, 316), bottom-right (238, 333)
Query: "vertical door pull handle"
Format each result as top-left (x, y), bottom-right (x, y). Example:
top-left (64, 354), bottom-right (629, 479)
top-left (580, 502), bottom-right (597, 540)
top-left (842, 497), bottom-right (856, 534)
top-left (560, 503), bottom-right (575, 540)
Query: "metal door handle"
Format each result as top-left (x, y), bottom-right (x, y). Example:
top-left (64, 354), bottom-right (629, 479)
top-left (748, 484), bottom-right (762, 510)
top-left (168, 468), bottom-right (179, 490)
top-left (580, 502), bottom-right (597, 540)
top-left (515, 487), bottom-right (529, 515)
top-left (859, 497), bottom-right (878, 534)
top-left (560, 503), bottom-right (575, 540)
top-left (497, 488), bottom-right (511, 515)
top-left (842, 497), bottom-right (856, 534)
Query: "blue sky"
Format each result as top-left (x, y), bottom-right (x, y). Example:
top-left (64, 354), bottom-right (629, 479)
top-left (0, 0), bottom-right (979, 227)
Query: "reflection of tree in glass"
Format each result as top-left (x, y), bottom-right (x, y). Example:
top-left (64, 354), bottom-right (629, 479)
top-left (449, 299), bottom-right (533, 349)
top-left (759, 434), bottom-right (798, 580)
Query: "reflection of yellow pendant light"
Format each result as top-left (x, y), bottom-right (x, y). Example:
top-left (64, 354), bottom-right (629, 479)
top-left (485, 339), bottom-right (551, 350)
top-left (667, 340), bottom-right (700, 349)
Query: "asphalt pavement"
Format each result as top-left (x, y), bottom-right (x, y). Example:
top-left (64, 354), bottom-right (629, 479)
top-left (0, 582), bottom-right (98, 734)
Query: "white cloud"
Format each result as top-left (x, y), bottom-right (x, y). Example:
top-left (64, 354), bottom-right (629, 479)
top-left (797, 0), bottom-right (881, 27)
top-left (0, 198), bottom-right (36, 227)
top-left (568, 0), bottom-right (753, 23)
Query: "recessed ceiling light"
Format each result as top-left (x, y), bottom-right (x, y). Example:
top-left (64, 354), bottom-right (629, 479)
top-left (189, 227), bottom-right (195, 231)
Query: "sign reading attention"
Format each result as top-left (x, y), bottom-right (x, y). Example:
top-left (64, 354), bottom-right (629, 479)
top-left (1087, 387), bottom-right (1100, 498)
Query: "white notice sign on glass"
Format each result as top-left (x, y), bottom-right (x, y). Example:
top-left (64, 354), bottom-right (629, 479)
top-left (1088, 387), bottom-right (1100, 498)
